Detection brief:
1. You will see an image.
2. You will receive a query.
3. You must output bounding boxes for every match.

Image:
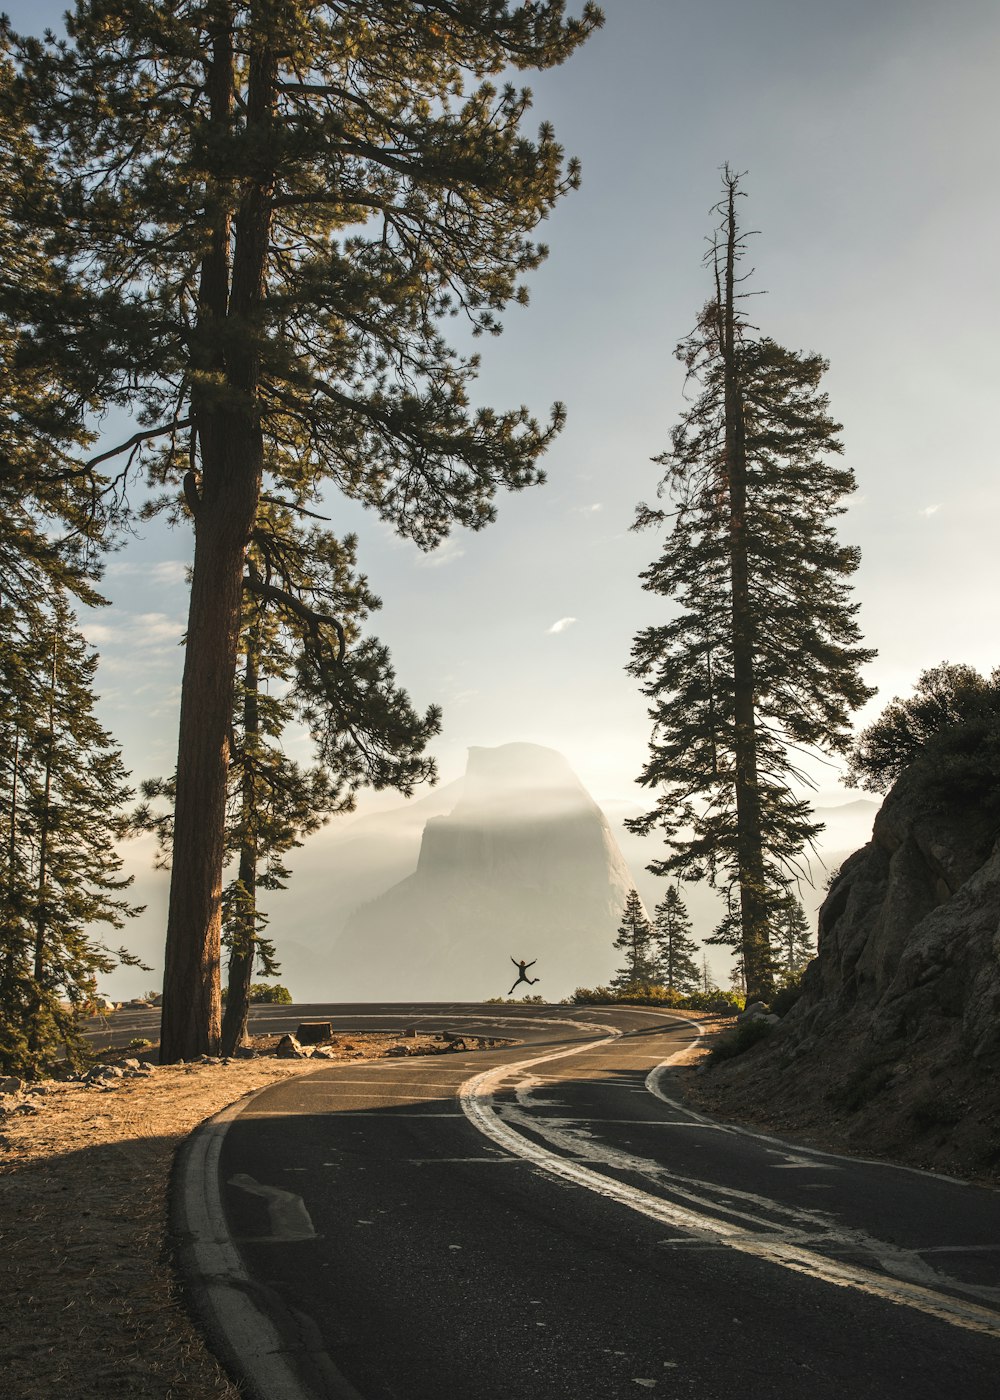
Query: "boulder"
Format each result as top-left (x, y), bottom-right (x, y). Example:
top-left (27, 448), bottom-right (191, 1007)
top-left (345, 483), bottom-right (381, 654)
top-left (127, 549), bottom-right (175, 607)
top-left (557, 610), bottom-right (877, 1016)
top-left (275, 1034), bottom-right (306, 1059)
top-left (86, 1064), bottom-right (124, 1082)
top-left (738, 1001), bottom-right (769, 1022)
top-left (0, 1076), bottom-right (23, 1095)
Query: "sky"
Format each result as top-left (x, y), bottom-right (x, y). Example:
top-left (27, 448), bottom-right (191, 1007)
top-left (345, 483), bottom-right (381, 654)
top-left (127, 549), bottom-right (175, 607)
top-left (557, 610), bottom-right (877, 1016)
top-left (6, 1), bottom-right (1000, 988)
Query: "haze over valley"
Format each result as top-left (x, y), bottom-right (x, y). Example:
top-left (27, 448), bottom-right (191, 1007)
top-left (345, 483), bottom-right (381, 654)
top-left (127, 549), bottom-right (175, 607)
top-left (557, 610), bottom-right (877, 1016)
top-left (109, 744), bottom-right (879, 1002)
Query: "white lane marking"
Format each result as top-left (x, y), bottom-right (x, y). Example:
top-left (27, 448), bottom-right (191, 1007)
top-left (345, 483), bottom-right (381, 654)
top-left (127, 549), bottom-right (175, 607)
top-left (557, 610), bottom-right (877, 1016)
top-left (459, 1021), bottom-right (1000, 1337)
top-left (177, 1077), bottom-right (368, 1400)
top-left (770, 1158), bottom-right (839, 1171)
top-left (248, 1110), bottom-right (463, 1119)
top-left (408, 1157), bottom-right (526, 1165)
top-left (228, 1173), bottom-right (317, 1242)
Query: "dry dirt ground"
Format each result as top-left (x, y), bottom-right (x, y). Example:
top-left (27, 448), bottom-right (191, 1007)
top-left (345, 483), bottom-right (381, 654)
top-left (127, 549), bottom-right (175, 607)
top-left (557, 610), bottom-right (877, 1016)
top-left (0, 1031), bottom-right (459, 1400)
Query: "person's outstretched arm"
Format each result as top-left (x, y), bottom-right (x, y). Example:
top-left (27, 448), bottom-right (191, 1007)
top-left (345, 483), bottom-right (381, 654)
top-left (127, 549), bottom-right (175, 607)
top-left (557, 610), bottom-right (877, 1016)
top-left (525, 960), bottom-right (536, 969)
top-left (511, 956), bottom-right (519, 967)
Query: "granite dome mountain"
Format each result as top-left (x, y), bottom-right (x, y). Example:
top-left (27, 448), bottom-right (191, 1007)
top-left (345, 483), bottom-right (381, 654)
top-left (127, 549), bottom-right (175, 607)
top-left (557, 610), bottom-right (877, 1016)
top-left (330, 743), bottom-right (639, 1000)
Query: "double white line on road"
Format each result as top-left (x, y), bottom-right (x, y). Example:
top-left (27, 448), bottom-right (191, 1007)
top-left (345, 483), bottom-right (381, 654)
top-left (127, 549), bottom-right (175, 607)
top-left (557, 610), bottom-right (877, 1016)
top-left (459, 1017), bottom-right (1000, 1341)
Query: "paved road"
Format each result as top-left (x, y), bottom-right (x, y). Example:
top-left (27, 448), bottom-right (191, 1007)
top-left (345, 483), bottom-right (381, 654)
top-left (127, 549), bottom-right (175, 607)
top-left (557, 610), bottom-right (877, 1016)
top-left (173, 1004), bottom-right (1000, 1400)
top-left (80, 1000), bottom-right (528, 1050)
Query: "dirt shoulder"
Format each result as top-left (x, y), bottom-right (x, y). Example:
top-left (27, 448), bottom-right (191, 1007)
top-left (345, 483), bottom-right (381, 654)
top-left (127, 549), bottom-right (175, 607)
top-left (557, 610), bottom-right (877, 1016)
top-left (672, 1018), bottom-right (1000, 1187)
top-left (0, 1032), bottom-right (466, 1400)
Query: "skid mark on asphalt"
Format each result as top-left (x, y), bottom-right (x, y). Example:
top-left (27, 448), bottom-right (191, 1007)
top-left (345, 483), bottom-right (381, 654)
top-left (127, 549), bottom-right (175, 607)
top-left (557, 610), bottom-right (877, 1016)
top-left (459, 1027), bottom-right (1000, 1337)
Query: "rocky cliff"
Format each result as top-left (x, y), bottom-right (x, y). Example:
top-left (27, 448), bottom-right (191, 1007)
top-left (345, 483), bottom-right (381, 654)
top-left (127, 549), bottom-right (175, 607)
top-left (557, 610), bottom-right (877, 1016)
top-left (331, 743), bottom-right (639, 1000)
top-left (688, 757), bottom-right (1000, 1180)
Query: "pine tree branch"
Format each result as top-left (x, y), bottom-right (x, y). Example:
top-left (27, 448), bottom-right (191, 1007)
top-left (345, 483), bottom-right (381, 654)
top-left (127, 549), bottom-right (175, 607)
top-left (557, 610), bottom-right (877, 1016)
top-left (241, 572), bottom-right (346, 661)
top-left (258, 493), bottom-right (330, 521)
top-left (84, 418), bottom-right (192, 471)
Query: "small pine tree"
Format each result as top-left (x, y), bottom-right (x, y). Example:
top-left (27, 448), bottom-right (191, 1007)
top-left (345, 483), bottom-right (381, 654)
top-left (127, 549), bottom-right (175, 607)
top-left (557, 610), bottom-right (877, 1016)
top-left (772, 891), bottom-right (815, 982)
top-left (652, 885), bottom-right (701, 993)
top-left (611, 889), bottom-right (658, 988)
top-left (0, 596), bottom-right (145, 1075)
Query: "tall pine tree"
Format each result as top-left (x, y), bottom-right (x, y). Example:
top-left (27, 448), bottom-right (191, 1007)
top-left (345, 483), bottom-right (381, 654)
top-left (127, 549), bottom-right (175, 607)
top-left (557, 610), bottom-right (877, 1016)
top-left (14, 2), bottom-right (603, 1058)
top-left (629, 169), bottom-right (874, 1003)
top-left (220, 514), bottom-right (439, 1051)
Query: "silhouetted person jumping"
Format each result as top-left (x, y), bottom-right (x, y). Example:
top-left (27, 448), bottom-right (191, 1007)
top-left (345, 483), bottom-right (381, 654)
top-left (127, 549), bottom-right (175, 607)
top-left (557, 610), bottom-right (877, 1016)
top-left (508, 957), bottom-right (539, 996)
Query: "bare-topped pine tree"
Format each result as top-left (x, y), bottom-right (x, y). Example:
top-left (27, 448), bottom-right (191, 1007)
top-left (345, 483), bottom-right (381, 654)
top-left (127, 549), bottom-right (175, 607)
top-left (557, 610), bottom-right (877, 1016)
top-left (629, 169), bottom-right (875, 1003)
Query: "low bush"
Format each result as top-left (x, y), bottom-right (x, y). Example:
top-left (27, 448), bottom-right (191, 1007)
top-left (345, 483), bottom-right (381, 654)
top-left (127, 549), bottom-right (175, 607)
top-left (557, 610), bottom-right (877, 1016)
top-left (770, 981), bottom-right (804, 1018)
top-left (709, 1015), bottom-right (776, 1063)
top-left (568, 984), bottom-right (744, 1014)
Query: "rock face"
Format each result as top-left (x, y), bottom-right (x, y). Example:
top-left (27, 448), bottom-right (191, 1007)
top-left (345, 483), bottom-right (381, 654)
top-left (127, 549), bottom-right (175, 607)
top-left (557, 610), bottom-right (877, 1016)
top-left (334, 743), bottom-right (639, 1000)
top-left (800, 768), bottom-right (1000, 1061)
top-left (694, 760), bottom-right (1000, 1179)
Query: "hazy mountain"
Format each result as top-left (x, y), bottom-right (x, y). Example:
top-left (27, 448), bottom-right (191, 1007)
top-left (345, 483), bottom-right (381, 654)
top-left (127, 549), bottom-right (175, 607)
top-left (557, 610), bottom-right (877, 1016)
top-left (328, 743), bottom-right (639, 1000)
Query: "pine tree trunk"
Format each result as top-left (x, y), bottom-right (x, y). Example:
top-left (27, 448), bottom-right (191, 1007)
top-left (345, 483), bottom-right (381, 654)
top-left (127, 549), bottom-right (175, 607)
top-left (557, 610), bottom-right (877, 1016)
top-left (719, 177), bottom-right (772, 1004)
top-left (159, 16), bottom-right (276, 1062)
top-left (160, 473), bottom-right (256, 1060)
top-left (220, 636), bottom-right (260, 1056)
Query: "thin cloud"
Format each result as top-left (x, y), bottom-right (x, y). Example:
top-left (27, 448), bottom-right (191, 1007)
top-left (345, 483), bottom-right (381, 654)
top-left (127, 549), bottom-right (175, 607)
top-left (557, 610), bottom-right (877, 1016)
top-left (417, 538), bottom-right (466, 568)
top-left (573, 503), bottom-right (604, 514)
top-left (81, 611), bottom-right (184, 652)
top-left (547, 617), bottom-right (577, 634)
top-left (919, 504), bottom-right (941, 517)
top-left (106, 559), bottom-right (189, 585)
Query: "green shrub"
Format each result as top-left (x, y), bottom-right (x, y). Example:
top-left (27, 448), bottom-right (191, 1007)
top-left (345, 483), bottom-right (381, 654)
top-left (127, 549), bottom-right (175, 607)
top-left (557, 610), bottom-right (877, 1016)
top-left (678, 988), bottom-right (744, 1013)
top-left (250, 983), bottom-right (293, 1004)
top-left (827, 1059), bottom-right (894, 1111)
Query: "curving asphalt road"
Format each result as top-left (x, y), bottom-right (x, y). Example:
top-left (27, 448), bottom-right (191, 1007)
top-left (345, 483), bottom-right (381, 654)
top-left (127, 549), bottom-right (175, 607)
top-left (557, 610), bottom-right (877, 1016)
top-left (167, 1004), bottom-right (1000, 1400)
